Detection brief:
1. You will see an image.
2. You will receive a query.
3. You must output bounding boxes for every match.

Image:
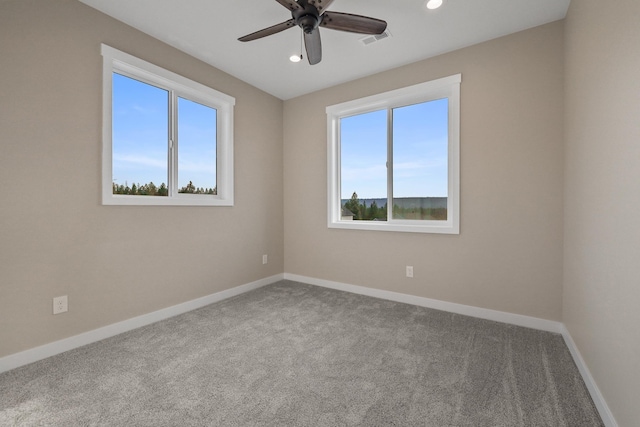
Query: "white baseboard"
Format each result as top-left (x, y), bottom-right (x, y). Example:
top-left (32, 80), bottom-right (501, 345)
top-left (284, 273), bottom-right (617, 427)
top-left (284, 273), bottom-right (564, 334)
top-left (560, 325), bottom-right (619, 427)
top-left (1, 272), bottom-right (616, 427)
top-left (0, 274), bottom-right (284, 374)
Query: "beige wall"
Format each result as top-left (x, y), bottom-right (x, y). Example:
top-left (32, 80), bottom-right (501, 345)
top-left (564, 1), bottom-right (640, 425)
top-left (0, 0), bottom-right (284, 357)
top-left (2, 0), bottom-right (638, 422)
top-left (284, 22), bottom-right (565, 321)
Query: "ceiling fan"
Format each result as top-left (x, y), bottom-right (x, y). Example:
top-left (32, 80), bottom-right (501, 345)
top-left (238, 0), bottom-right (387, 65)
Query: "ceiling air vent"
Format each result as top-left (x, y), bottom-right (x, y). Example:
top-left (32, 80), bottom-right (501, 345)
top-left (359, 30), bottom-right (392, 46)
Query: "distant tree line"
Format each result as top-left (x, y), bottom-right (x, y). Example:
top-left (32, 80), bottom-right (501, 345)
top-left (343, 192), bottom-right (447, 221)
top-left (343, 192), bottom-right (387, 221)
top-left (177, 181), bottom-right (217, 195)
top-left (394, 205), bottom-right (447, 221)
top-left (112, 181), bottom-right (216, 196)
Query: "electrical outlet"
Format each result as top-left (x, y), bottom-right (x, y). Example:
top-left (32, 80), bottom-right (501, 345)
top-left (406, 266), bottom-right (414, 278)
top-left (53, 295), bottom-right (68, 314)
top-left (262, 254), bottom-right (268, 265)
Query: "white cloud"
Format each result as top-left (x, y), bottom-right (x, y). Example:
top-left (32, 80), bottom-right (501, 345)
top-left (178, 160), bottom-right (215, 174)
top-left (113, 153), bottom-right (165, 169)
top-left (341, 164), bottom-right (386, 181)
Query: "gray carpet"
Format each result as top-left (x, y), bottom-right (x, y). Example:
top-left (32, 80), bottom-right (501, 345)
top-left (1, 280), bottom-right (603, 426)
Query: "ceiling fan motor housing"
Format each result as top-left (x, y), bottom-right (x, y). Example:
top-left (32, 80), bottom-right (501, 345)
top-left (292, 0), bottom-right (320, 34)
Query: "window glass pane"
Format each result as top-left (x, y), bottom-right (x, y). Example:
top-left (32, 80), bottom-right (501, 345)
top-left (177, 97), bottom-right (217, 195)
top-left (392, 98), bottom-right (448, 220)
top-left (112, 73), bottom-right (169, 196)
top-left (340, 110), bottom-right (387, 221)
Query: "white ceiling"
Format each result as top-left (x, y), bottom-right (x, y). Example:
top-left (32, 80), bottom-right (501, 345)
top-left (79, 0), bottom-right (570, 100)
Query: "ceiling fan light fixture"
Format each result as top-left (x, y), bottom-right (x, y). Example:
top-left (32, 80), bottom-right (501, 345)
top-left (290, 54), bottom-right (302, 63)
top-left (426, 0), bottom-right (443, 10)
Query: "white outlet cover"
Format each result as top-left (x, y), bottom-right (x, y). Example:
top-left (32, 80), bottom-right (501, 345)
top-left (53, 295), bottom-right (68, 314)
top-left (406, 266), bottom-right (414, 278)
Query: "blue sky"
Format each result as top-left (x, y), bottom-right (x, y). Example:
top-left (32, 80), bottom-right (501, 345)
top-left (176, 97), bottom-right (216, 190)
top-left (112, 73), bottom-right (217, 190)
top-left (112, 72), bottom-right (446, 197)
top-left (340, 98), bottom-right (449, 199)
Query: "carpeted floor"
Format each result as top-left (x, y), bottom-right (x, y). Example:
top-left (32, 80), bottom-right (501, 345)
top-left (0, 280), bottom-right (603, 426)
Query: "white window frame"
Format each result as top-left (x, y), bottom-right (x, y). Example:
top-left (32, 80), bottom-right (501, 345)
top-left (327, 74), bottom-right (461, 234)
top-left (101, 44), bottom-right (235, 206)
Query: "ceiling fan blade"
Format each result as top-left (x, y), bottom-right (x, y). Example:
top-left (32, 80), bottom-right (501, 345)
top-left (238, 19), bottom-right (296, 42)
top-left (308, 0), bottom-right (336, 14)
top-left (320, 11), bottom-right (387, 35)
top-left (304, 29), bottom-right (322, 65)
top-left (274, 0), bottom-right (302, 11)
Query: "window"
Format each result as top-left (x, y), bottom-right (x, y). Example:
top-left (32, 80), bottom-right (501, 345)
top-left (327, 74), bottom-right (460, 234)
top-left (101, 44), bottom-right (235, 206)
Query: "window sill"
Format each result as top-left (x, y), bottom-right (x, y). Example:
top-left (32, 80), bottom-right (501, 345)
top-left (328, 220), bottom-right (459, 234)
top-left (103, 194), bottom-right (233, 206)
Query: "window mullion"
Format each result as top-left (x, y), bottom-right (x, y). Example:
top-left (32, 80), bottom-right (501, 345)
top-left (168, 91), bottom-right (178, 196)
top-left (387, 108), bottom-right (394, 222)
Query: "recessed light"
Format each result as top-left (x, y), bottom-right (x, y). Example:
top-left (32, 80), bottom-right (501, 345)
top-left (289, 54), bottom-right (302, 63)
top-left (426, 0), bottom-right (443, 10)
